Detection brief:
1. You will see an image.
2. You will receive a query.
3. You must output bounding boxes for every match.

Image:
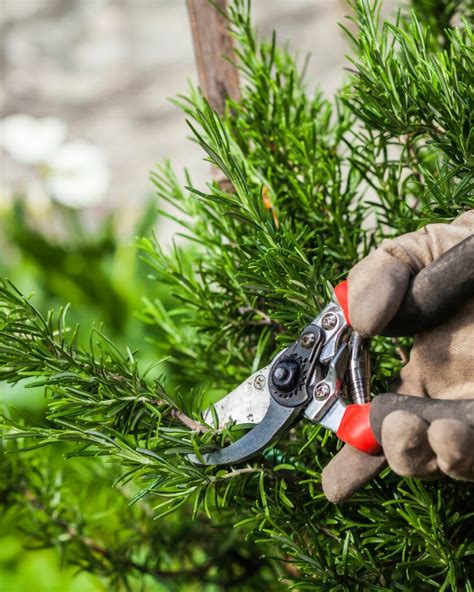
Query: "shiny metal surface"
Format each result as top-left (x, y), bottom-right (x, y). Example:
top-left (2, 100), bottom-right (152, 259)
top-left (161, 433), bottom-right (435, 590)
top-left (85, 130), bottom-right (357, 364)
top-left (303, 343), bottom-right (349, 424)
top-left (348, 332), bottom-right (371, 404)
top-left (191, 398), bottom-right (303, 465)
top-left (310, 299), bottom-right (349, 364)
top-left (202, 365), bottom-right (273, 428)
top-left (317, 397), bottom-right (347, 433)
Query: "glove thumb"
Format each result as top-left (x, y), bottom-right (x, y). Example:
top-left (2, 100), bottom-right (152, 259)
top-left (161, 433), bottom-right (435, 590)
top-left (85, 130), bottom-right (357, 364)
top-left (321, 444), bottom-right (387, 502)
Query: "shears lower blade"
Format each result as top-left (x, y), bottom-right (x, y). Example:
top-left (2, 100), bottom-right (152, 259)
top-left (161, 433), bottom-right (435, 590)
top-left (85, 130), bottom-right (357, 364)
top-left (190, 397), bottom-right (303, 465)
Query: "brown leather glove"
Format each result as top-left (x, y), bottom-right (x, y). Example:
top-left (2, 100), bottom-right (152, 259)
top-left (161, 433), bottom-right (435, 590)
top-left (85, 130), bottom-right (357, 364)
top-left (322, 211), bottom-right (474, 502)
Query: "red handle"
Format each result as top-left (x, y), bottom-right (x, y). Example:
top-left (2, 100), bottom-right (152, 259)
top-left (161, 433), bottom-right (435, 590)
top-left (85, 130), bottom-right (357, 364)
top-left (334, 281), bottom-right (381, 454)
top-left (336, 403), bottom-right (381, 454)
top-left (334, 280), bottom-right (350, 325)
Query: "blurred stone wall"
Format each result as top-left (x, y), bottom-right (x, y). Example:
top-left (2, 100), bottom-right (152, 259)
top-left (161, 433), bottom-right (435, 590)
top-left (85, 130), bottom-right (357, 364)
top-left (0, 0), bottom-right (395, 237)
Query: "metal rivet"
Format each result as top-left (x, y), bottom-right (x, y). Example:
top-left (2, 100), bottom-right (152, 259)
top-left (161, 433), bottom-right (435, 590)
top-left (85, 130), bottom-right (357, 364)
top-left (274, 366), bottom-right (288, 381)
top-left (314, 382), bottom-right (331, 400)
top-left (300, 332), bottom-right (316, 349)
top-left (254, 375), bottom-right (266, 390)
top-left (271, 359), bottom-right (300, 393)
top-left (321, 313), bottom-right (337, 330)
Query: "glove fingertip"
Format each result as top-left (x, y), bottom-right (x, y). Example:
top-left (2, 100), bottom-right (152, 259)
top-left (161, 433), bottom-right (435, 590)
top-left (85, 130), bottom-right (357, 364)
top-left (348, 252), bottom-right (411, 336)
top-left (321, 444), bottom-right (387, 503)
top-left (321, 468), bottom-right (360, 503)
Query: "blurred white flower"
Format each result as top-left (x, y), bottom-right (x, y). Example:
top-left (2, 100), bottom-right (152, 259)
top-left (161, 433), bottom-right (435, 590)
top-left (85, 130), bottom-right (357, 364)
top-left (46, 141), bottom-right (110, 208)
top-left (0, 114), bottom-right (67, 164)
top-left (0, 114), bottom-right (110, 209)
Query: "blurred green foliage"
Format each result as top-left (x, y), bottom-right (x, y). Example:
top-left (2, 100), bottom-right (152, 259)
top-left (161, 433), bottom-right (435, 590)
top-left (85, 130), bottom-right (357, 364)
top-left (0, 542), bottom-right (101, 592)
top-left (0, 197), bottom-right (160, 336)
top-left (0, 198), bottom-right (161, 590)
top-left (0, 196), bottom-right (169, 411)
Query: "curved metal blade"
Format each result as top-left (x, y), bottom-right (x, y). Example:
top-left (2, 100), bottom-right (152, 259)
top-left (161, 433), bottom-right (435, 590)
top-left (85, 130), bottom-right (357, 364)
top-left (203, 365), bottom-right (272, 428)
top-left (189, 398), bottom-right (304, 466)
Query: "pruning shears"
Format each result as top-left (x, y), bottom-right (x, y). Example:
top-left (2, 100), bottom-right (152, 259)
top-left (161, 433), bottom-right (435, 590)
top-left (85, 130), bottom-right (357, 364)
top-left (190, 237), bottom-right (474, 466)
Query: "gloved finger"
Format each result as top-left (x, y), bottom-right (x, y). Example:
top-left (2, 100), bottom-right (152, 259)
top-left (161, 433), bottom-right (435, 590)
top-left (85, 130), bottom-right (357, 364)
top-left (381, 236), bottom-right (474, 337)
top-left (348, 250), bottom-right (411, 337)
top-left (348, 211), bottom-right (474, 338)
top-left (321, 444), bottom-right (386, 503)
top-left (381, 410), bottom-right (441, 479)
top-left (427, 419), bottom-right (474, 482)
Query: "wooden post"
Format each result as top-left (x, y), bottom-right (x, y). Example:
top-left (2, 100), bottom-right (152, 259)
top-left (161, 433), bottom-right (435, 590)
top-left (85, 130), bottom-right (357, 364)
top-left (186, 0), bottom-right (241, 115)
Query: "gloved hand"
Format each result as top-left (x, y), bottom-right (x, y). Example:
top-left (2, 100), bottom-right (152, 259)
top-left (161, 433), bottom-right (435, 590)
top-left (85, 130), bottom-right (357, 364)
top-left (322, 210), bottom-right (474, 502)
